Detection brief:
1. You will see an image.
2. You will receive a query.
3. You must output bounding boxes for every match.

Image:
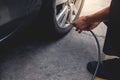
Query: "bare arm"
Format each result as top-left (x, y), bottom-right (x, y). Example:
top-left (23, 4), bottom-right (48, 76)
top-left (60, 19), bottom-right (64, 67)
top-left (86, 6), bottom-right (110, 22)
top-left (74, 6), bottom-right (110, 31)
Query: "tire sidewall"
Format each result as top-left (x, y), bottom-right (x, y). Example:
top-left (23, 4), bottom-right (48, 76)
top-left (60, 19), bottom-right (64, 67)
top-left (52, 0), bottom-right (85, 35)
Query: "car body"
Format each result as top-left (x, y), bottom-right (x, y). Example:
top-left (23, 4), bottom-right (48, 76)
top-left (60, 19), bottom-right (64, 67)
top-left (0, 0), bottom-right (84, 43)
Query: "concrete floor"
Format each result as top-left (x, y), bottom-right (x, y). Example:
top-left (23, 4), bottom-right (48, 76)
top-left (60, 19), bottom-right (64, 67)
top-left (0, 0), bottom-right (111, 80)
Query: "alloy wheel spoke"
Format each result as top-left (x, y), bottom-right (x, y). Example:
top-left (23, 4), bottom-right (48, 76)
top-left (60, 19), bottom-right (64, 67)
top-left (56, 5), bottom-right (69, 24)
top-left (56, 0), bottom-right (81, 28)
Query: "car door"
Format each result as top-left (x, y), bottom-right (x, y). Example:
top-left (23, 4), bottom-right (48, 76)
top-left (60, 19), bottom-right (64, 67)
top-left (0, 0), bottom-right (42, 42)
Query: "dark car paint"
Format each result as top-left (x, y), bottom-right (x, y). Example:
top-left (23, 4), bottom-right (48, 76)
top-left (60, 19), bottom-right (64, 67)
top-left (0, 0), bottom-right (42, 41)
top-left (0, 0), bottom-right (42, 24)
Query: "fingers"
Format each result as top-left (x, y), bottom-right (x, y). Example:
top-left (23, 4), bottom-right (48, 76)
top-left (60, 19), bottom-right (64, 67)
top-left (75, 27), bottom-right (79, 31)
top-left (71, 22), bottom-right (82, 33)
top-left (71, 22), bottom-right (80, 31)
top-left (78, 30), bottom-right (82, 33)
top-left (75, 27), bottom-right (82, 33)
top-left (71, 22), bottom-right (76, 27)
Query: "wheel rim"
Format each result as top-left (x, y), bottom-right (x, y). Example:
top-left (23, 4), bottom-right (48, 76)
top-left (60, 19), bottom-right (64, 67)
top-left (56, 0), bottom-right (82, 28)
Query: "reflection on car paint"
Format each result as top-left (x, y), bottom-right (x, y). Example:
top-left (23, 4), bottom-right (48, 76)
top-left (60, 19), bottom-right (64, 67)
top-left (0, 1), bottom-right (11, 26)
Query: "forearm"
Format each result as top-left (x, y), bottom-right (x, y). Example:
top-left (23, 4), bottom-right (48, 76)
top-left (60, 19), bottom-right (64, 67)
top-left (86, 7), bottom-right (110, 23)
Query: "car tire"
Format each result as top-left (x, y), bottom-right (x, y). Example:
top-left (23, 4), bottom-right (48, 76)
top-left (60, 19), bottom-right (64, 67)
top-left (39, 0), bottom-right (84, 38)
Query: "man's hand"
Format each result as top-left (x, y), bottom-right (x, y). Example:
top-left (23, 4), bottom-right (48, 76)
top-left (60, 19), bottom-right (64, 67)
top-left (73, 16), bottom-right (101, 33)
top-left (73, 7), bottom-right (110, 33)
